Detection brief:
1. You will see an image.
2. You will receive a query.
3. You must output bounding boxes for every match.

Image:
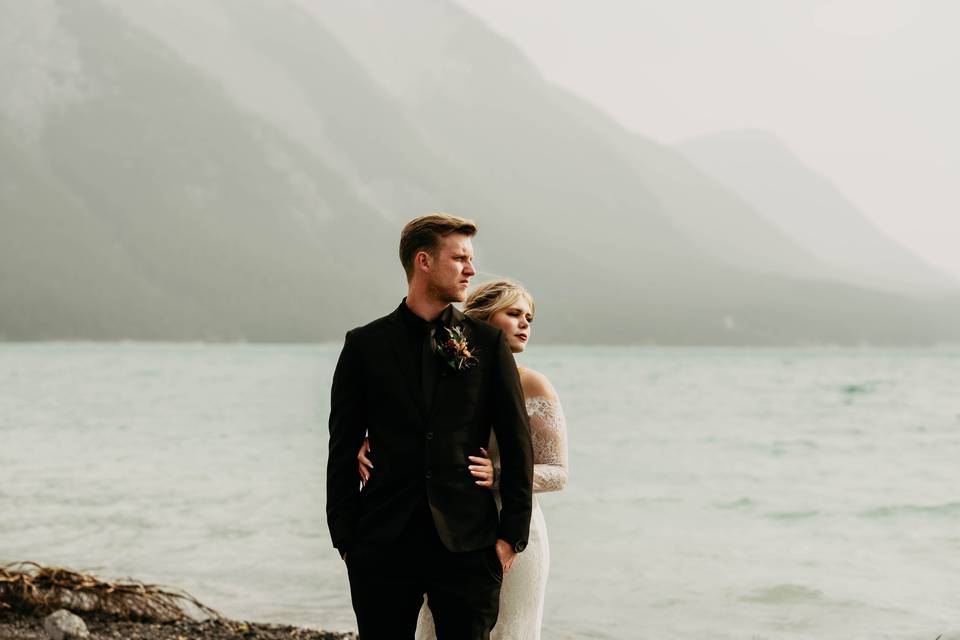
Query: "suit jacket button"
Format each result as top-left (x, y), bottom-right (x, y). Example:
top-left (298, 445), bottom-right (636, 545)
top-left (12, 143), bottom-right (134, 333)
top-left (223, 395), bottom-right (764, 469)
top-left (425, 470), bottom-right (433, 479)
top-left (425, 432), bottom-right (434, 440)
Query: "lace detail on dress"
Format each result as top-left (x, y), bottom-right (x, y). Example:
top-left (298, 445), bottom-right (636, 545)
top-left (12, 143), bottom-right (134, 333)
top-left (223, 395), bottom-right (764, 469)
top-left (524, 396), bottom-right (569, 494)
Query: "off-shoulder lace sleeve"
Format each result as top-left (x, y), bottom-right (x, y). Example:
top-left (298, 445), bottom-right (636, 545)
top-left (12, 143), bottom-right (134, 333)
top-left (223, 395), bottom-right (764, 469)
top-left (526, 396), bottom-right (568, 493)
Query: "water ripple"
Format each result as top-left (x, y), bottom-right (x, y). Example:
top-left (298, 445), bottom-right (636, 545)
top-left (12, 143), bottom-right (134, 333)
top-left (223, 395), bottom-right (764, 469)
top-left (858, 502), bottom-right (960, 519)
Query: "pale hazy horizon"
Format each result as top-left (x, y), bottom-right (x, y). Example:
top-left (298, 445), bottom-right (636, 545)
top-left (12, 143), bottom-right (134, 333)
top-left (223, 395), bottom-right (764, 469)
top-left (455, 0), bottom-right (960, 280)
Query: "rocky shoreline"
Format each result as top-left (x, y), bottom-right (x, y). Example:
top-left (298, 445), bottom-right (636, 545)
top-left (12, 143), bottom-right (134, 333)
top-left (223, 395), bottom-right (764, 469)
top-left (0, 563), bottom-right (357, 640)
top-left (0, 611), bottom-right (356, 640)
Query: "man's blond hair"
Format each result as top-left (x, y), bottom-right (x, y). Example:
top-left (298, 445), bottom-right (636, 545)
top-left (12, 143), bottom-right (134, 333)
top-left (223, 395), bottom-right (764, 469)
top-left (399, 213), bottom-right (478, 281)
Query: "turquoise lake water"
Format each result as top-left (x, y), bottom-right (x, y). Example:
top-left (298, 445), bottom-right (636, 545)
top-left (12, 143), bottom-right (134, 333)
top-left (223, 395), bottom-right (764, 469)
top-left (2, 343), bottom-right (959, 639)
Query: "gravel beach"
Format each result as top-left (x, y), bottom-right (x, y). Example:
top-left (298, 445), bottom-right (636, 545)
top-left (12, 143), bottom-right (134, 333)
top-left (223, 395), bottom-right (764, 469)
top-left (0, 612), bottom-right (356, 640)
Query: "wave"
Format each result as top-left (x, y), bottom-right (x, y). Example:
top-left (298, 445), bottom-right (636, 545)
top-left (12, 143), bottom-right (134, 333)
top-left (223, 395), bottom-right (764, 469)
top-left (716, 497), bottom-right (755, 509)
top-left (841, 379), bottom-right (889, 395)
top-left (765, 509), bottom-right (820, 521)
top-left (740, 584), bottom-right (823, 604)
top-left (859, 502), bottom-right (960, 518)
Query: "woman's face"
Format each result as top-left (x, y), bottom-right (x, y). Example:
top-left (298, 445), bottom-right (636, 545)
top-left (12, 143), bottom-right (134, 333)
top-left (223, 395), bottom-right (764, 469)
top-left (488, 295), bottom-right (534, 354)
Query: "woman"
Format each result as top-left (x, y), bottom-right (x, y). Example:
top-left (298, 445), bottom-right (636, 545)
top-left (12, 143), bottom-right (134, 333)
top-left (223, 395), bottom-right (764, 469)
top-left (357, 279), bottom-right (569, 640)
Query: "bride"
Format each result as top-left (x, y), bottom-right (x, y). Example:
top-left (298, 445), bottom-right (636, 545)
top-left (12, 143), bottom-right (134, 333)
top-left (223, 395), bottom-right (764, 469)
top-left (358, 279), bottom-right (569, 639)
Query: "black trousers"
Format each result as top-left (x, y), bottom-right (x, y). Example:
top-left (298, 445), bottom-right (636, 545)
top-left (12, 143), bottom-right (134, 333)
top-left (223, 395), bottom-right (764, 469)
top-left (346, 500), bottom-right (503, 639)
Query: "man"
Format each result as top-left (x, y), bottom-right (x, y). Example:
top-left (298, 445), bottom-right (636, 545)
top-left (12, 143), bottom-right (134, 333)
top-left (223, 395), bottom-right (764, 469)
top-left (326, 213), bottom-right (534, 639)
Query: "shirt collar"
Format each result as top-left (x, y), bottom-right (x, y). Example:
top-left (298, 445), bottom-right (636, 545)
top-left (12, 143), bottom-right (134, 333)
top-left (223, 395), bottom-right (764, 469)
top-left (398, 298), bottom-right (454, 333)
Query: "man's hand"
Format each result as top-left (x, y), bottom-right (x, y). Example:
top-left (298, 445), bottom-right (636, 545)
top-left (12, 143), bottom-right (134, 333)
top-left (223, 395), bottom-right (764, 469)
top-left (495, 539), bottom-right (517, 575)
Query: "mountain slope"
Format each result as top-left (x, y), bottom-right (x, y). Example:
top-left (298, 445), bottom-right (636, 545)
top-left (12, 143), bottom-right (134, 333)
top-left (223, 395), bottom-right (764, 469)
top-left (308, 0), bottom-right (960, 343)
top-left (1, 0), bottom-right (399, 339)
top-left (678, 130), bottom-right (958, 295)
top-left (2, 0), bottom-right (959, 343)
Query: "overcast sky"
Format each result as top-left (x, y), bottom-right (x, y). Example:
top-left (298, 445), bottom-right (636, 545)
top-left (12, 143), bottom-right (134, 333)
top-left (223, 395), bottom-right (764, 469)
top-left (455, 0), bottom-right (960, 279)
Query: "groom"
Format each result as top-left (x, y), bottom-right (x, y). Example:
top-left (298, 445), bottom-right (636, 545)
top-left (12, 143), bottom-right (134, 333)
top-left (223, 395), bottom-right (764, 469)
top-left (327, 214), bottom-right (534, 639)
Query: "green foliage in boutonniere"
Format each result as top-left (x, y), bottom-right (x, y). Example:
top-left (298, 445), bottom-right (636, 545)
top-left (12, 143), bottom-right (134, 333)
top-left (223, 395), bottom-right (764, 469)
top-left (434, 324), bottom-right (479, 371)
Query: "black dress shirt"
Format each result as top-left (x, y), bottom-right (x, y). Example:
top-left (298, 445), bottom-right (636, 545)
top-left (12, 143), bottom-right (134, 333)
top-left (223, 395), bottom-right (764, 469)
top-left (397, 298), bottom-right (454, 413)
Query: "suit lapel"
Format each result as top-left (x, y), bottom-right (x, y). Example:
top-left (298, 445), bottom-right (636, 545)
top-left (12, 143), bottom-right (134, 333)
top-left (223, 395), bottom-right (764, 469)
top-left (384, 312), bottom-right (428, 422)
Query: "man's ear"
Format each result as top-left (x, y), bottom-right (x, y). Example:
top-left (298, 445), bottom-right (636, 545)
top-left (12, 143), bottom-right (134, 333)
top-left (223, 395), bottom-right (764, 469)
top-left (415, 250), bottom-right (432, 272)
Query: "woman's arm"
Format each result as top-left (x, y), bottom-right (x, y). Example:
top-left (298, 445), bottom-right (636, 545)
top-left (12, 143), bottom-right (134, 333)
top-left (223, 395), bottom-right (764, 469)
top-left (522, 371), bottom-right (569, 493)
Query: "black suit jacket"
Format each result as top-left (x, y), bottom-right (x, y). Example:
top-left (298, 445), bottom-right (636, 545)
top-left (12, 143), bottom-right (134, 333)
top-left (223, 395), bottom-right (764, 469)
top-left (326, 302), bottom-right (533, 555)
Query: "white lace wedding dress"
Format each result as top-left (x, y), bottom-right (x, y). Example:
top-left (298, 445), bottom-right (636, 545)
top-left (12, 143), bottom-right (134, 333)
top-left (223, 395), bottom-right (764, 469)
top-left (416, 395), bottom-right (569, 640)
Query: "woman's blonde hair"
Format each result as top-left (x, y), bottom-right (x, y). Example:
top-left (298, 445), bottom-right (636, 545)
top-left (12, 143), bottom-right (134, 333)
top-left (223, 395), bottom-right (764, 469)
top-left (463, 279), bottom-right (535, 323)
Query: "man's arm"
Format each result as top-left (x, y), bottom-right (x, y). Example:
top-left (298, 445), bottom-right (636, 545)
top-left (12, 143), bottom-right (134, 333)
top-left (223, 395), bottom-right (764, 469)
top-left (326, 330), bottom-right (368, 557)
top-left (489, 330), bottom-right (534, 552)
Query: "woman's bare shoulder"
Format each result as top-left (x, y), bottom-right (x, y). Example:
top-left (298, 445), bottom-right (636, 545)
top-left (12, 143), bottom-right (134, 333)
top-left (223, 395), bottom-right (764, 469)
top-left (519, 367), bottom-right (559, 401)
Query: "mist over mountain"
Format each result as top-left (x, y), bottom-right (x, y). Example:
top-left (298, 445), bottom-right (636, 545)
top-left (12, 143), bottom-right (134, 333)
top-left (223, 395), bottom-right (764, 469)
top-left (2, 0), bottom-right (959, 344)
top-left (678, 130), bottom-right (959, 296)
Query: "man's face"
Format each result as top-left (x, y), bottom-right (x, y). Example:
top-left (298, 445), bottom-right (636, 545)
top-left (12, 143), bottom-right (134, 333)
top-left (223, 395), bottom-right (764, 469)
top-left (424, 233), bottom-right (476, 303)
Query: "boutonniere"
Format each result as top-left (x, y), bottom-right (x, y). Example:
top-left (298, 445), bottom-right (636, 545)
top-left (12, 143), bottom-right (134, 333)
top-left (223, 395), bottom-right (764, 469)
top-left (434, 324), bottom-right (479, 371)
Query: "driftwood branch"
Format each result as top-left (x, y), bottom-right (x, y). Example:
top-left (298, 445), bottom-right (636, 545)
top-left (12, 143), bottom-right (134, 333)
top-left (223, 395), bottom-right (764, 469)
top-left (0, 561), bottom-right (221, 622)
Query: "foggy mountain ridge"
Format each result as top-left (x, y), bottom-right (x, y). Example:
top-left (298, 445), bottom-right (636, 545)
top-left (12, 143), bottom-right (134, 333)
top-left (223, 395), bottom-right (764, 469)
top-left (2, 0), bottom-right (959, 344)
top-left (1, 0), bottom-right (403, 340)
top-left (678, 129), bottom-right (960, 296)
top-left (534, 87), bottom-right (839, 283)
